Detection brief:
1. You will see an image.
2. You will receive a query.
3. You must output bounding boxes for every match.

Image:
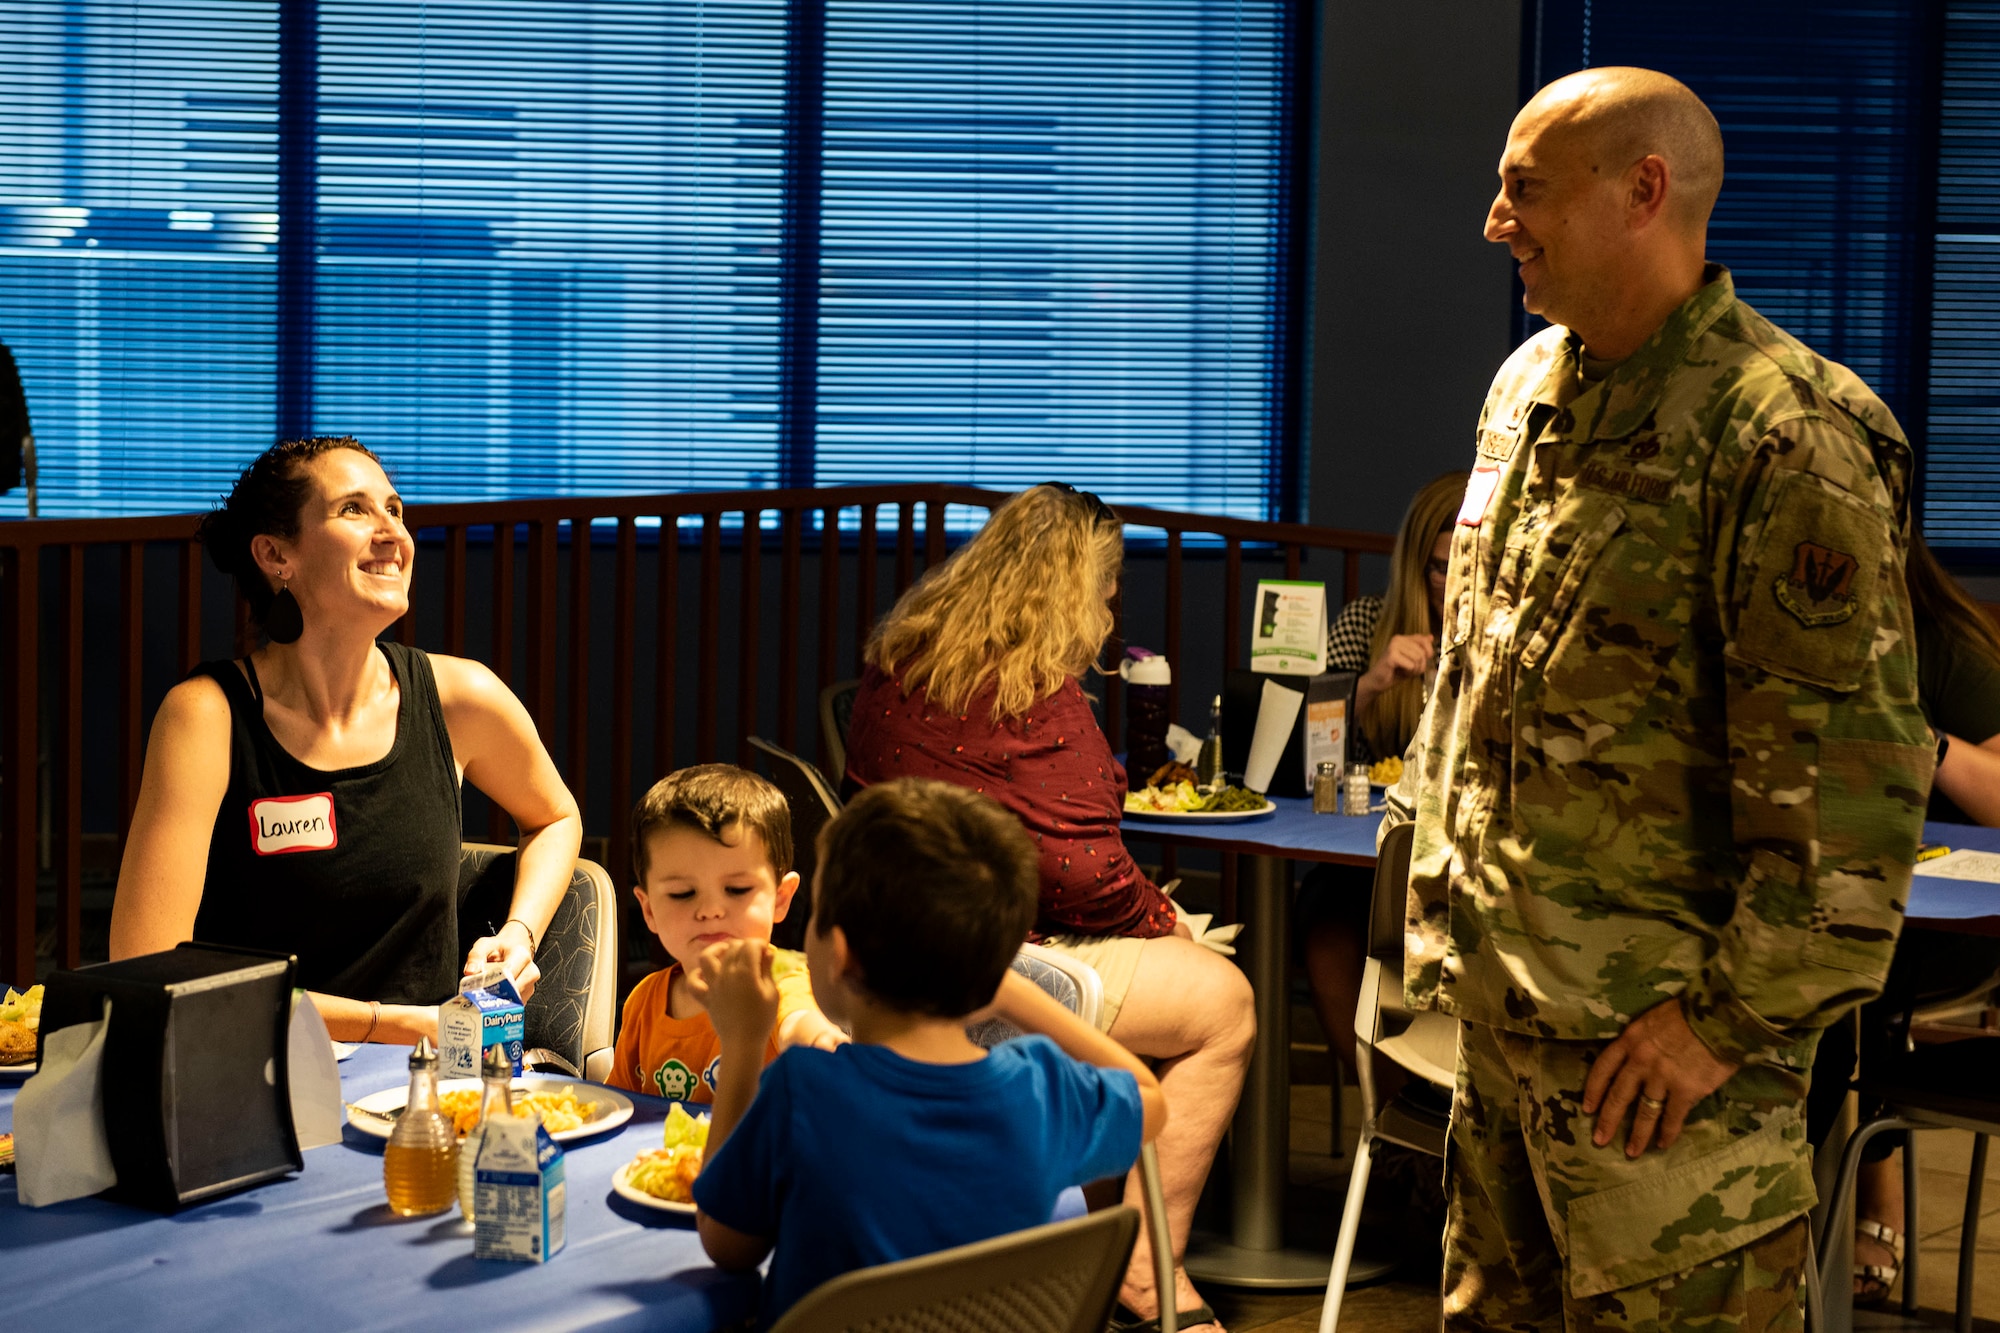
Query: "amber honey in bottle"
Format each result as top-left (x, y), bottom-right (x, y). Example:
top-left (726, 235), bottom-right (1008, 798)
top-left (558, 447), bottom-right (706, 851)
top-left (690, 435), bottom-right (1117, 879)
top-left (384, 1035), bottom-right (459, 1217)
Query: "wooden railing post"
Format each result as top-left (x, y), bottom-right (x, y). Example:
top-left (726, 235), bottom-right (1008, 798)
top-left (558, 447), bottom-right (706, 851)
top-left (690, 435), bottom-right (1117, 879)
top-left (57, 546), bottom-right (85, 968)
top-left (654, 516), bottom-right (681, 777)
top-left (609, 518), bottom-right (637, 885)
top-left (567, 518), bottom-right (593, 819)
top-left (778, 508), bottom-right (802, 751)
top-left (2, 542), bottom-right (38, 983)
top-left (698, 514), bottom-right (722, 762)
top-left (737, 508), bottom-right (763, 766)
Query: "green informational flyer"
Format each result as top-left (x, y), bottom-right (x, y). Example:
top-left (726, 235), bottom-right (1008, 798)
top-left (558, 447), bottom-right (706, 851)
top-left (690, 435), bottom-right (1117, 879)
top-left (1249, 579), bottom-right (1326, 675)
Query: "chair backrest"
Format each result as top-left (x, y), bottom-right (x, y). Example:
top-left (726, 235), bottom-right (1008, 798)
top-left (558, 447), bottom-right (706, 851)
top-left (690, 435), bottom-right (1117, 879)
top-left (819, 678), bottom-right (862, 784)
top-left (1368, 819), bottom-right (1416, 964)
top-left (458, 845), bottom-right (620, 1080)
top-left (746, 736), bottom-right (844, 952)
top-left (765, 1205), bottom-right (1139, 1333)
top-left (967, 943), bottom-right (1103, 1048)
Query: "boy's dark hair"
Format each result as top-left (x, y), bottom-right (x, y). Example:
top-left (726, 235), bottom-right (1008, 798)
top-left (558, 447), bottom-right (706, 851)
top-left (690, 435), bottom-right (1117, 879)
top-left (813, 777), bottom-right (1038, 1018)
top-left (630, 764), bottom-right (795, 886)
top-left (194, 436), bottom-right (387, 628)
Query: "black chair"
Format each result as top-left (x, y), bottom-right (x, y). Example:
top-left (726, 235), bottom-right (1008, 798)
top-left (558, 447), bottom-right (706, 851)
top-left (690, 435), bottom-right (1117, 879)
top-left (819, 678), bottom-right (861, 784)
top-left (745, 736), bottom-right (843, 951)
top-left (1817, 1029), bottom-right (2000, 1333)
top-left (457, 844), bottom-right (619, 1081)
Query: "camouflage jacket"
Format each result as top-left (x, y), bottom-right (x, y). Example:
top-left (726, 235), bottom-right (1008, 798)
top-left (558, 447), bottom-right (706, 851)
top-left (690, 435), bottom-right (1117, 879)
top-left (1399, 267), bottom-right (1934, 1068)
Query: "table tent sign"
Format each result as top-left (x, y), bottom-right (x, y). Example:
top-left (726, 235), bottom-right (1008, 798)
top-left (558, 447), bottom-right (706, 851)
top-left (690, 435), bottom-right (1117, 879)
top-left (1237, 580), bottom-right (1353, 798)
top-left (15, 944), bottom-right (344, 1210)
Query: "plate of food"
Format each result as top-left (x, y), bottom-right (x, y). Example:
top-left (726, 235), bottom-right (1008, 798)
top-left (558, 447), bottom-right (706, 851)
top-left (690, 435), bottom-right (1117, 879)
top-left (1123, 763), bottom-right (1276, 824)
top-left (0, 984), bottom-right (42, 1077)
top-left (612, 1104), bottom-right (709, 1216)
top-left (345, 1075), bottom-right (633, 1144)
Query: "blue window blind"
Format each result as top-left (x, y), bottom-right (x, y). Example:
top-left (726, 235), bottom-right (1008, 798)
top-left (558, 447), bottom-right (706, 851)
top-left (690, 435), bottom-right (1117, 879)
top-left (1526, 1), bottom-right (1930, 424)
top-left (0, 0), bottom-right (1299, 519)
top-left (1923, 1), bottom-right (2000, 552)
top-left (0, 1), bottom-right (279, 517)
top-left (815, 1), bottom-right (1297, 520)
top-left (1526, 0), bottom-right (2000, 556)
top-left (311, 2), bottom-right (789, 500)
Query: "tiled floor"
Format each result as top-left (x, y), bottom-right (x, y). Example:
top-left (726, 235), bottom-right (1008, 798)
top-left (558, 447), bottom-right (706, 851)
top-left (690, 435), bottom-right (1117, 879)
top-left (1193, 1080), bottom-right (2000, 1333)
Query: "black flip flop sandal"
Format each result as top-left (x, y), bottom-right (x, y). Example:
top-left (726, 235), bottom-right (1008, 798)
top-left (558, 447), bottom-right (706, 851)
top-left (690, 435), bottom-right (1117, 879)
top-left (1107, 1299), bottom-right (1220, 1332)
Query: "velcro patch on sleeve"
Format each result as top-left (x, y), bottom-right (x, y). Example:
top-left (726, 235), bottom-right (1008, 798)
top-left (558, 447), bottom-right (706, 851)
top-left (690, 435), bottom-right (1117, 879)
top-left (1730, 470), bottom-right (1889, 692)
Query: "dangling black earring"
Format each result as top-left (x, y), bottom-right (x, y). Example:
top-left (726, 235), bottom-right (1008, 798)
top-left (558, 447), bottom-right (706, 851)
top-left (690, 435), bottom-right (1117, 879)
top-left (266, 583), bottom-right (304, 645)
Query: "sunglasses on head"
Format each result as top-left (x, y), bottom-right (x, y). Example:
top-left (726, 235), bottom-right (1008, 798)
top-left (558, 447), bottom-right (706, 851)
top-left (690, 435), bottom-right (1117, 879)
top-left (1041, 480), bottom-right (1118, 525)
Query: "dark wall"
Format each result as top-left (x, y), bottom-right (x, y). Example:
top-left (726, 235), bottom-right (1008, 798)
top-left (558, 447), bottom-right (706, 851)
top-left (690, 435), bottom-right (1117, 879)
top-left (1302, 0), bottom-right (1523, 538)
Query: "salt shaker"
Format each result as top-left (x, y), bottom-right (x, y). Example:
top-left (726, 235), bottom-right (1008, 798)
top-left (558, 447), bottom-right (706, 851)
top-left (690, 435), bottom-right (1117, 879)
top-left (1343, 764), bottom-right (1373, 815)
top-left (1312, 761), bottom-right (1340, 814)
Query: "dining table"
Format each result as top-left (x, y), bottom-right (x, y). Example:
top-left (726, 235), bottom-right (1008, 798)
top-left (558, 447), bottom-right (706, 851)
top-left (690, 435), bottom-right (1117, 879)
top-left (1124, 798), bottom-right (2000, 1291)
top-left (0, 1044), bottom-right (759, 1331)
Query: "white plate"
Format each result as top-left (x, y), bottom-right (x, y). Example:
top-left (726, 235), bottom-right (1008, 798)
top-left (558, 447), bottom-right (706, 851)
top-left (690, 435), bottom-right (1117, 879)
top-left (1123, 800), bottom-right (1277, 824)
top-left (612, 1158), bottom-right (697, 1215)
top-left (345, 1076), bottom-right (633, 1143)
top-left (332, 1041), bottom-right (361, 1062)
top-left (0, 1059), bottom-right (33, 1080)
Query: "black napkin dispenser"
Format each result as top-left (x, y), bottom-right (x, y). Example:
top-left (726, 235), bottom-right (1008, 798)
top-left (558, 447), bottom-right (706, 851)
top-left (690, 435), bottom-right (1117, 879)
top-left (1222, 667), bottom-right (1358, 799)
top-left (39, 943), bottom-right (303, 1211)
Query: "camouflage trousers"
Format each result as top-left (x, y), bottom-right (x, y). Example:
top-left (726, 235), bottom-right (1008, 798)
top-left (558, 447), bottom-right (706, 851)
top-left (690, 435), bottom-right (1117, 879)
top-left (1442, 1019), bottom-right (1816, 1332)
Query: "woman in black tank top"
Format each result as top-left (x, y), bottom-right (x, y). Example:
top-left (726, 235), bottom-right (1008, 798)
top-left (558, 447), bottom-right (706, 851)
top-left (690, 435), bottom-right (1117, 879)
top-left (109, 439), bottom-right (582, 1046)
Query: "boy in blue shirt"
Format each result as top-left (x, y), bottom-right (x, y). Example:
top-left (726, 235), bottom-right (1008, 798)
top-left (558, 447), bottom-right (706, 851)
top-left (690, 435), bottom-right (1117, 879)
top-left (691, 777), bottom-right (1168, 1328)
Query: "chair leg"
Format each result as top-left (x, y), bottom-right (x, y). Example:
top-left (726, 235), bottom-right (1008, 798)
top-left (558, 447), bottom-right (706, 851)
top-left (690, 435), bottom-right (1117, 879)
top-left (1902, 1131), bottom-right (1920, 1316)
top-left (1956, 1133), bottom-right (1987, 1333)
top-left (1317, 1130), bottom-right (1375, 1333)
top-left (1816, 1115), bottom-right (1911, 1330)
top-left (1805, 1228), bottom-right (1824, 1333)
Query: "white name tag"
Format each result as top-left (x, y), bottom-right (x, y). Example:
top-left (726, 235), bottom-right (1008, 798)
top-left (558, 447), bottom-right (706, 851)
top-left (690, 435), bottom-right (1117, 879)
top-left (1458, 467), bottom-right (1501, 527)
top-left (248, 793), bottom-right (339, 856)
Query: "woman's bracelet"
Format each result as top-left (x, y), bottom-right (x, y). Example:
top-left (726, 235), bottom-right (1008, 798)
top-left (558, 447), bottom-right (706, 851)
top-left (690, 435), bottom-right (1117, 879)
top-left (502, 917), bottom-right (539, 953)
top-left (362, 1000), bottom-right (381, 1043)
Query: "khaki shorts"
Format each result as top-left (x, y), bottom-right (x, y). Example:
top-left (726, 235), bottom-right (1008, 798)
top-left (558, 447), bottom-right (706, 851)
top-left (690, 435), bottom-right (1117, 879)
top-left (1033, 933), bottom-right (1151, 1033)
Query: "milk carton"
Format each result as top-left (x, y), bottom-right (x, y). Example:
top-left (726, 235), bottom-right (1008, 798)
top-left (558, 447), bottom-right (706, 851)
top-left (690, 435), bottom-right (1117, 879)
top-left (472, 1112), bottom-right (565, 1263)
top-left (439, 970), bottom-right (524, 1080)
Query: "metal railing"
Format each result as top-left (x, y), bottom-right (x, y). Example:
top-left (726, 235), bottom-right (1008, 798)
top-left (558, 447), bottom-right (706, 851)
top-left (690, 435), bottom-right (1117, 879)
top-left (0, 482), bottom-right (1393, 979)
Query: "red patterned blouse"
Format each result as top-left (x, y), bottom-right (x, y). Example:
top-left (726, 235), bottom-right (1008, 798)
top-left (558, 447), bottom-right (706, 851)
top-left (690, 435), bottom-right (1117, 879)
top-left (844, 665), bottom-right (1178, 941)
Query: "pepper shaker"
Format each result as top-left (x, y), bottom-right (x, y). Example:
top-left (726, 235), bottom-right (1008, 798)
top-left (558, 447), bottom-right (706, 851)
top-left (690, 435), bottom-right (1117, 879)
top-left (1312, 761), bottom-right (1341, 814)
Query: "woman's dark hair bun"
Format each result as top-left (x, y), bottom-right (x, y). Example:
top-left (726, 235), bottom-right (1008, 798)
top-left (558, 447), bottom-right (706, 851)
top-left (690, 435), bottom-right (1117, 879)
top-left (201, 436), bottom-right (384, 627)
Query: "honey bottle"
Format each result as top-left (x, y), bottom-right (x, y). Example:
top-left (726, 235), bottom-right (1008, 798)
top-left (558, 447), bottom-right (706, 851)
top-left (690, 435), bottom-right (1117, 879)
top-left (384, 1036), bottom-right (459, 1217)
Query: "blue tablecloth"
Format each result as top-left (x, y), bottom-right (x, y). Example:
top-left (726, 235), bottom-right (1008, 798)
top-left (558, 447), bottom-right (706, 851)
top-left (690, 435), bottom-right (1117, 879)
top-left (1125, 797), bottom-right (2000, 929)
top-left (0, 1045), bottom-right (758, 1332)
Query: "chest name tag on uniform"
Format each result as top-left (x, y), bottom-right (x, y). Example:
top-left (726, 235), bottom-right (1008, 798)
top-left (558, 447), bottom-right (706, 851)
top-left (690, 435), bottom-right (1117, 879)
top-left (248, 793), bottom-right (338, 856)
top-left (1458, 467), bottom-right (1501, 527)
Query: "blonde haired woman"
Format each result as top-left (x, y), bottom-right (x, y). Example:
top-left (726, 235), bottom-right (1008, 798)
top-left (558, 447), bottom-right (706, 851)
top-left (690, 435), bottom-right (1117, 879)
top-left (846, 483), bottom-right (1251, 1333)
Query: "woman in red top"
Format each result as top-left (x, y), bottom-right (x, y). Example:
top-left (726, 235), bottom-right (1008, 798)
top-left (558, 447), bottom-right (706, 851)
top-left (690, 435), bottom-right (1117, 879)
top-left (846, 484), bottom-right (1252, 1333)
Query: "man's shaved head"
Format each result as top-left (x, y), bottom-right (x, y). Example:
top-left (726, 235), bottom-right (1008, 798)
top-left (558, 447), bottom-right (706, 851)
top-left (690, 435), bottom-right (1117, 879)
top-left (1522, 67), bottom-right (1724, 230)
top-left (1486, 66), bottom-right (1725, 354)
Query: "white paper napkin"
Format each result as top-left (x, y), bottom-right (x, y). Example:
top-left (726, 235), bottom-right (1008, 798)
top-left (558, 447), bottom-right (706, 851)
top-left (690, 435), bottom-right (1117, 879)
top-left (1242, 678), bottom-right (1304, 794)
top-left (1161, 880), bottom-right (1245, 957)
top-left (287, 992), bottom-right (346, 1150)
top-left (15, 998), bottom-right (116, 1208)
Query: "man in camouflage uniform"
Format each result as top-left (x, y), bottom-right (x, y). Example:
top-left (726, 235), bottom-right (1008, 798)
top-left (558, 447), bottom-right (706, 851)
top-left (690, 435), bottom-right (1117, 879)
top-left (1392, 67), bottom-right (1934, 1329)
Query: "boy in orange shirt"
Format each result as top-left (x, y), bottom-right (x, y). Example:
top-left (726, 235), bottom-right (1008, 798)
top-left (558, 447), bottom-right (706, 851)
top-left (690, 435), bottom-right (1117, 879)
top-left (609, 765), bottom-right (844, 1102)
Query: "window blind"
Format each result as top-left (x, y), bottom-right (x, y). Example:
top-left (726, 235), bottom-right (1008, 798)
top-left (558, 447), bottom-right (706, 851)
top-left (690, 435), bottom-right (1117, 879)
top-left (815, 1), bottom-right (1297, 521)
top-left (1921, 0), bottom-right (2000, 553)
top-left (1526, 1), bottom-right (1929, 422)
top-left (1, 0), bottom-right (1300, 519)
top-left (313, 1), bottom-right (789, 500)
top-left (0, 1), bottom-right (278, 518)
